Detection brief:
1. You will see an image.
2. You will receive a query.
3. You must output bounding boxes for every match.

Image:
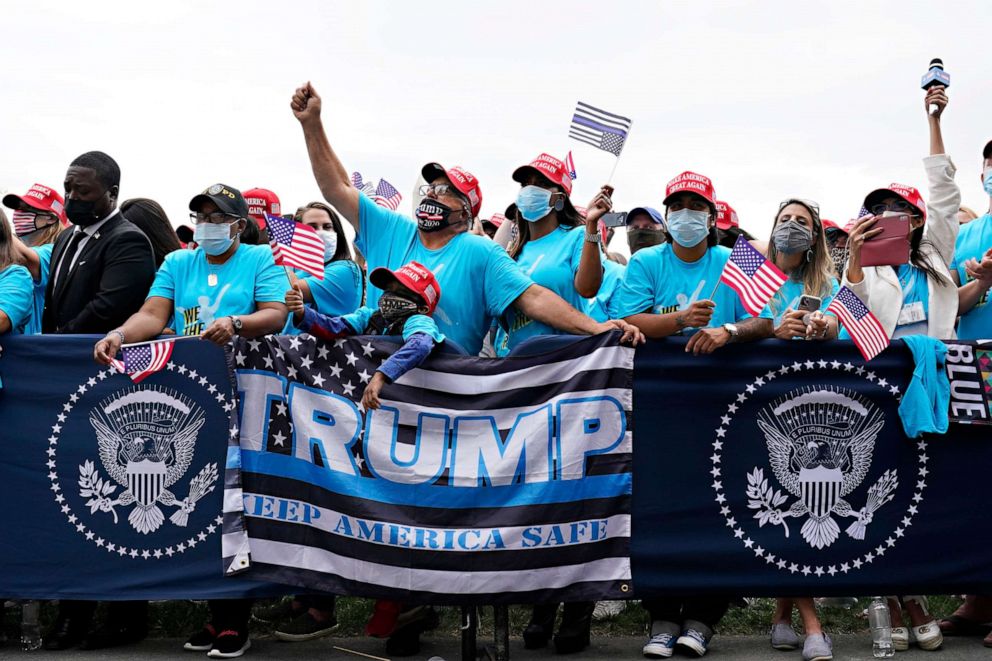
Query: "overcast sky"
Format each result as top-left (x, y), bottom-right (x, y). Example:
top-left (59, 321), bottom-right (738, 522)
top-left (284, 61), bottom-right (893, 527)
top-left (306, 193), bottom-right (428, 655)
top-left (2, 0), bottom-right (989, 254)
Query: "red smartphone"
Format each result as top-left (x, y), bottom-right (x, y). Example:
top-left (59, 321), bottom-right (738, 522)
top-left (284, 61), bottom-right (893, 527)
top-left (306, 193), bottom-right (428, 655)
top-left (861, 214), bottom-right (911, 267)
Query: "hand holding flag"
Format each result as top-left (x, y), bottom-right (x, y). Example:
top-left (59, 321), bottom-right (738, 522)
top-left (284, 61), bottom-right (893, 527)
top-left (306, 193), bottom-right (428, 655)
top-left (826, 286), bottom-right (890, 361)
top-left (110, 339), bottom-right (176, 383)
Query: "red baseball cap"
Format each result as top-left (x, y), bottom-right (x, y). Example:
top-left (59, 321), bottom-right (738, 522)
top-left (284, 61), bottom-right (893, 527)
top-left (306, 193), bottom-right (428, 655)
top-left (512, 153), bottom-right (574, 196)
top-left (421, 163), bottom-right (483, 217)
top-left (663, 171), bottom-right (717, 208)
top-left (3, 183), bottom-right (67, 225)
top-left (484, 213), bottom-right (505, 229)
top-left (862, 183), bottom-right (927, 222)
top-left (243, 188), bottom-right (281, 229)
top-left (821, 219), bottom-right (848, 234)
top-left (715, 200), bottom-right (739, 230)
top-left (369, 261), bottom-right (442, 315)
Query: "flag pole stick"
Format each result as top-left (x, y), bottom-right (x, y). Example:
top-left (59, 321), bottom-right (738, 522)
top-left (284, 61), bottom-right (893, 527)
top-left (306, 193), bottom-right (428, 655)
top-left (121, 335), bottom-right (199, 349)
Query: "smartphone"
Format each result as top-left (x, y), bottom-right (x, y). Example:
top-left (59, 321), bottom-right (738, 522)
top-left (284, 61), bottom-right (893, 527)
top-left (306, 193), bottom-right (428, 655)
top-left (798, 295), bottom-right (822, 326)
top-left (601, 212), bottom-right (628, 228)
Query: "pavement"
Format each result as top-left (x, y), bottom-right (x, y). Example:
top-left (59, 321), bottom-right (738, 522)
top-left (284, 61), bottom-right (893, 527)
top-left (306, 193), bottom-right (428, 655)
top-left (0, 635), bottom-right (988, 661)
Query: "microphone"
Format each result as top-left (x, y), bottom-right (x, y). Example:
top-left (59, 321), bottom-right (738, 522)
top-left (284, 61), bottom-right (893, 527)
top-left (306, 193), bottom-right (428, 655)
top-left (920, 58), bottom-right (950, 116)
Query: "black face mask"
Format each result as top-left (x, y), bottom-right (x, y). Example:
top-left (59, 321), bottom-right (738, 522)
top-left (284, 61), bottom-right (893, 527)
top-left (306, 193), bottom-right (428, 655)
top-left (415, 198), bottom-right (459, 233)
top-left (65, 197), bottom-right (103, 227)
top-left (379, 292), bottom-right (422, 324)
top-left (627, 228), bottom-right (665, 254)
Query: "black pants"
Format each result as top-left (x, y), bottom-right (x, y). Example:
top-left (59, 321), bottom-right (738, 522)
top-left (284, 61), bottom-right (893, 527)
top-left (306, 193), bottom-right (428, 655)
top-left (208, 599), bottom-right (253, 632)
top-left (642, 596), bottom-right (729, 629)
top-left (58, 600), bottom-right (148, 630)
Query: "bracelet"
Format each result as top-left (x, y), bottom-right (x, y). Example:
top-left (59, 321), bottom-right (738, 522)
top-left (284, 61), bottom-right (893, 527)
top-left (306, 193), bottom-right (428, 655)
top-left (108, 329), bottom-right (125, 345)
top-left (585, 233), bottom-right (602, 244)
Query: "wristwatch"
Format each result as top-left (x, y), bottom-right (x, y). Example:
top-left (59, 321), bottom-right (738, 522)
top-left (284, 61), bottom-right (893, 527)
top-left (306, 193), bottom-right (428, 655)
top-left (722, 323), bottom-right (739, 342)
top-left (585, 233), bottom-right (602, 244)
top-left (228, 315), bottom-right (243, 333)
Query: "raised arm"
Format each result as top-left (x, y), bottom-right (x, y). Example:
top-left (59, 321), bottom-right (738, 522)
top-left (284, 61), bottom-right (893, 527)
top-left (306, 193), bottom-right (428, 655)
top-left (922, 85), bottom-right (960, 266)
top-left (291, 82), bottom-right (360, 230)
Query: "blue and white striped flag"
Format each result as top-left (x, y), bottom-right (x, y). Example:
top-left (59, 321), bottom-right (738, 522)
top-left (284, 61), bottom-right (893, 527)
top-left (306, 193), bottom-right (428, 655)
top-left (568, 101), bottom-right (632, 157)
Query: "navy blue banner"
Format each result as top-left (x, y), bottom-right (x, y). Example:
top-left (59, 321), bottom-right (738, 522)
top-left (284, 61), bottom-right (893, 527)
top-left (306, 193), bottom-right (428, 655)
top-left (0, 335), bottom-right (281, 600)
top-left (631, 338), bottom-right (992, 598)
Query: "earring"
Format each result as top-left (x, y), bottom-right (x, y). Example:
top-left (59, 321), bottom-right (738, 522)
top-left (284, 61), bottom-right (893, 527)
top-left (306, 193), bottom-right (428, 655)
top-left (805, 249), bottom-right (814, 263)
top-left (553, 198), bottom-right (565, 212)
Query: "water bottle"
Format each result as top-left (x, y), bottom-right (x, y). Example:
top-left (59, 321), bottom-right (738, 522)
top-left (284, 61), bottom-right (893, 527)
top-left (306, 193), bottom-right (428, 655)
top-left (20, 600), bottom-right (42, 652)
top-left (868, 597), bottom-right (894, 658)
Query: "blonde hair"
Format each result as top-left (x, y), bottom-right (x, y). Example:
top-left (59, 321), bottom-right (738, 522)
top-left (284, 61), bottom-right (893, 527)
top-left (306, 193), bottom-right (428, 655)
top-left (767, 200), bottom-right (837, 317)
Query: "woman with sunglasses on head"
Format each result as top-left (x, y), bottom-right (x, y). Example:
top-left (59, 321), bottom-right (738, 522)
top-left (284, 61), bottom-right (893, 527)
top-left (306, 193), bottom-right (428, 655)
top-left (761, 199), bottom-right (840, 344)
top-left (844, 84), bottom-right (960, 345)
top-left (496, 153), bottom-right (612, 358)
top-left (283, 202), bottom-right (363, 332)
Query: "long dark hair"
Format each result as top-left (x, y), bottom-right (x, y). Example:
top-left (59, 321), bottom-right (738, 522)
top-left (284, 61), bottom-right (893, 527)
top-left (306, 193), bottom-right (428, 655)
top-left (295, 202), bottom-right (353, 262)
top-left (120, 198), bottom-right (182, 267)
top-left (508, 185), bottom-right (581, 260)
top-left (906, 225), bottom-right (949, 286)
top-left (0, 209), bottom-right (18, 271)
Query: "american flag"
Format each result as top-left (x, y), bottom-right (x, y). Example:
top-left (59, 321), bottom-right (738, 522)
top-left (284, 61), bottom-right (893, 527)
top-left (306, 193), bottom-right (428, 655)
top-left (565, 150), bottom-right (577, 180)
top-left (372, 178), bottom-right (402, 210)
top-left (265, 213), bottom-right (325, 279)
top-left (826, 286), bottom-right (890, 361)
top-left (351, 171), bottom-right (376, 196)
top-left (568, 101), bottom-right (632, 157)
top-left (719, 236), bottom-right (788, 316)
top-left (111, 340), bottom-right (175, 383)
top-left (11, 210), bottom-right (37, 235)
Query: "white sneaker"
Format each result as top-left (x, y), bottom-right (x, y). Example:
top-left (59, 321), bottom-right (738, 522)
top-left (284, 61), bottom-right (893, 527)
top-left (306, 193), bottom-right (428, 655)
top-left (912, 621), bottom-right (943, 650)
top-left (592, 600), bottom-right (626, 620)
top-left (891, 627), bottom-right (909, 651)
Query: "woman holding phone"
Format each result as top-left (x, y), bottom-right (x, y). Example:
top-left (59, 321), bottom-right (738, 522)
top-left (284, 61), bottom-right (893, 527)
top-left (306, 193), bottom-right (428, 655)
top-left (843, 84), bottom-right (960, 342)
top-left (760, 198), bottom-right (840, 342)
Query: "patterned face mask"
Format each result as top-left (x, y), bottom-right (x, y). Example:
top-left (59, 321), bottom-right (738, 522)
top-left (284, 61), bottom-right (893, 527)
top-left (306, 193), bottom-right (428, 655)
top-left (829, 245), bottom-right (849, 277)
top-left (379, 292), bottom-right (421, 324)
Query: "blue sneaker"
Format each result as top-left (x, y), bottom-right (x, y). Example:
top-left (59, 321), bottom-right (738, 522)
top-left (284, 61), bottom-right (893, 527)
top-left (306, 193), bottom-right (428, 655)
top-left (642, 632), bottom-right (676, 658)
top-left (676, 628), bottom-right (710, 657)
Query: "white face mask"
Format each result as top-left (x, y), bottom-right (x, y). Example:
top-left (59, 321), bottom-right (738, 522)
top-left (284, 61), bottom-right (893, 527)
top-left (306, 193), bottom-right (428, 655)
top-left (317, 229), bottom-right (337, 261)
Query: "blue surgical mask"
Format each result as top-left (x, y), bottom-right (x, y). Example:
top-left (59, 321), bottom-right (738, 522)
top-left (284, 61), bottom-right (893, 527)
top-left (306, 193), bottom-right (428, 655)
top-left (983, 168), bottom-right (992, 196)
top-left (666, 209), bottom-right (711, 247)
top-left (194, 221), bottom-right (238, 256)
top-left (516, 185), bottom-right (553, 222)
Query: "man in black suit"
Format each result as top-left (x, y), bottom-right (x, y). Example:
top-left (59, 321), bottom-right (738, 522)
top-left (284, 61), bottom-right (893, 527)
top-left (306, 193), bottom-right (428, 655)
top-left (42, 151), bottom-right (156, 651)
top-left (42, 151), bottom-right (155, 333)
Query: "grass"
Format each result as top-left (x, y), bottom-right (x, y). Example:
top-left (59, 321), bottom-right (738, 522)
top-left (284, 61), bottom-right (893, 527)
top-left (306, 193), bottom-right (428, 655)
top-left (2, 596), bottom-right (964, 641)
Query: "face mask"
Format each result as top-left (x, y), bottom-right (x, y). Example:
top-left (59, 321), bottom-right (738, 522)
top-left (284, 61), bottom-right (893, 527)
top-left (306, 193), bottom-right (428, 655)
top-left (317, 230), bottom-right (337, 261)
top-left (666, 209), bottom-right (711, 247)
top-left (627, 228), bottom-right (665, 254)
top-left (194, 221), bottom-right (237, 256)
top-left (983, 168), bottom-right (992, 196)
top-left (516, 185), bottom-right (554, 222)
top-left (65, 198), bottom-right (102, 226)
top-left (379, 292), bottom-right (421, 324)
top-left (415, 198), bottom-right (458, 233)
top-left (771, 221), bottom-right (813, 255)
top-left (829, 246), bottom-right (849, 276)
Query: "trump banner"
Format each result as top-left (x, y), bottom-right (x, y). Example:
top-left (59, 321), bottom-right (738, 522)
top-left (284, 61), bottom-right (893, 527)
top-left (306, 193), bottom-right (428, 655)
top-left (222, 332), bottom-right (634, 606)
top-left (0, 335), bottom-right (278, 600)
top-left (631, 338), bottom-right (992, 598)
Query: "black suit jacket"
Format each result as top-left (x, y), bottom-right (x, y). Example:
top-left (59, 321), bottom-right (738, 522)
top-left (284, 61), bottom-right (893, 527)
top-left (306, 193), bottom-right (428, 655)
top-left (42, 212), bottom-right (156, 334)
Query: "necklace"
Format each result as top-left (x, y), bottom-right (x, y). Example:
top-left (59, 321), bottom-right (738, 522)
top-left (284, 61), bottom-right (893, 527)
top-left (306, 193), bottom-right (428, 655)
top-left (206, 262), bottom-right (221, 287)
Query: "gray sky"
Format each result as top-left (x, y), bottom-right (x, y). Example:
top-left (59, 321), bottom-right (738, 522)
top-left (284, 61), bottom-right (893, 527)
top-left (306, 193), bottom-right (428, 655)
top-left (2, 0), bottom-right (989, 253)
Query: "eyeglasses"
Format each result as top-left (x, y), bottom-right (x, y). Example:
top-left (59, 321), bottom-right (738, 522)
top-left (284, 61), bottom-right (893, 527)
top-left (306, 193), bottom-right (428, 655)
top-left (418, 183), bottom-right (461, 197)
top-left (870, 201), bottom-right (912, 216)
top-left (189, 212), bottom-right (239, 225)
top-left (778, 198), bottom-right (820, 216)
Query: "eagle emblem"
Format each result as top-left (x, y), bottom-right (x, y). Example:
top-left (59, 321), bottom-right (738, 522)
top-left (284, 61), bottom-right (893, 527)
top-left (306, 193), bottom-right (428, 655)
top-left (747, 387), bottom-right (898, 549)
top-left (78, 388), bottom-right (217, 534)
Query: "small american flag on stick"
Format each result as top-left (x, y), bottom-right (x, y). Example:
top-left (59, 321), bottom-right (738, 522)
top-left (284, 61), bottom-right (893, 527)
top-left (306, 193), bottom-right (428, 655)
top-left (826, 286), bottom-right (890, 361)
top-left (111, 340), bottom-right (175, 383)
top-left (372, 178), bottom-right (402, 211)
top-left (719, 236), bottom-right (788, 316)
top-left (266, 213), bottom-right (325, 279)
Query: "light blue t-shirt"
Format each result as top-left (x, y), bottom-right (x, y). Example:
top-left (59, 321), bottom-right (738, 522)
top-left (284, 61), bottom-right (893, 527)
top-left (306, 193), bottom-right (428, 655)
top-left (148, 244), bottom-right (289, 336)
top-left (893, 264), bottom-right (930, 339)
top-left (495, 225), bottom-right (592, 355)
top-left (765, 277), bottom-right (840, 328)
top-left (342, 306), bottom-right (445, 344)
top-left (951, 212), bottom-right (992, 339)
top-left (613, 243), bottom-right (764, 330)
top-left (591, 259), bottom-right (626, 322)
top-left (0, 264), bottom-right (34, 335)
top-left (284, 259), bottom-right (364, 335)
top-left (356, 193), bottom-right (532, 354)
top-left (25, 244), bottom-right (53, 335)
